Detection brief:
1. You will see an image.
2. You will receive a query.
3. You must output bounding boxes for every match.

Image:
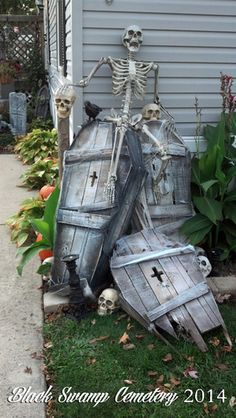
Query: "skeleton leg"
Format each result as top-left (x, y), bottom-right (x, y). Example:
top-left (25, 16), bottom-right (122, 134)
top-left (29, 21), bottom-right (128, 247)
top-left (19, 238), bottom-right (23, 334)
top-left (105, 124), bottom-right (127, 203)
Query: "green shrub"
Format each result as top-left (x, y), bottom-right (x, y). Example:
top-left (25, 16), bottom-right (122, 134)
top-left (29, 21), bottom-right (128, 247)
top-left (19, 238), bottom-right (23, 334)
top-left (6, 197), bottom-right (45, 247)
top-left (27, 117), bottom-right (54, 132)
top-left (15, 128), bottom-right (58, 165)
top-left (181, 74), bottom-right (236, 260)
top-left (16, 186), bottom-right (60, 276)
top-left (20, 158), bottom-right (59, 189)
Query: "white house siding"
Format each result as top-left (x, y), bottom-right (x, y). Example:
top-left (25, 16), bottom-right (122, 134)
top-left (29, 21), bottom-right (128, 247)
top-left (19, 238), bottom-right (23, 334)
top-left (46, 0), bottom-right (236, 148)
top-left (81, 0), bottom-right (236, 147)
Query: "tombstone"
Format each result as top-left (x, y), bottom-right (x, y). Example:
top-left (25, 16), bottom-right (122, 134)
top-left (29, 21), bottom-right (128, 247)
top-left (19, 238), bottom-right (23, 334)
top-left (9, 92), bottom-right (27, 136)
top-left (35, 85), bottom-right (50, 119)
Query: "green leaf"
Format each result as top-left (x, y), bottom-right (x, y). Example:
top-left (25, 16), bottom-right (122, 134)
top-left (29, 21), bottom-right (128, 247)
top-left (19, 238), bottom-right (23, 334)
top-left (191, 157), bottom-right (201, 186)
top-left (225, 190), bottom-right (236, 202)
top-left (31, 219), bottom-right (51, 244)
top-left (200, 180), bottom-right (218, 194)
top-left (187, 226), bottom-right (213, 245)
top-left (180, 213), bottom-right (212, 235)
top-left (16, 242), bottom-right (50, 276)
top-left (16, 232), bottom-right (29, 247)
top-left (223, 202), bottom-right (236, 224)
top-left (193, 196), bottom-right (223, 224)
top-left (37, 262), bottom-right (52, 275)
top-left (43, 186), bottom-right (60, 244)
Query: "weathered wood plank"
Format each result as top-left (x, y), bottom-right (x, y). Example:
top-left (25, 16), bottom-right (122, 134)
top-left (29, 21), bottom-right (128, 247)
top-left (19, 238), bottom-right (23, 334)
top-left (169, 255), bottom-right (216, 330)
top-left (60, 202), bottom-right (116, 212)
top-left (65, 149), bottom-right (112, 163)
top-left (147, 282), bottom-right (209, 322)
top-left (111, 245), bottom-right (194, 269)
top-left (177, 253), bottom-right (224, 327)
top-left (141, 229), bottom-right (208, 351)
top-left (149, 203), bottom-right (193, 218)
top-left (57, 209), bottom-right (111, 230)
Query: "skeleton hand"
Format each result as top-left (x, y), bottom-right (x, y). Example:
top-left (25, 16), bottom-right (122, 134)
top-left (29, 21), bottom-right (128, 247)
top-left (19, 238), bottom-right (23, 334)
top-left (79, 78), bottom-right (89, 87)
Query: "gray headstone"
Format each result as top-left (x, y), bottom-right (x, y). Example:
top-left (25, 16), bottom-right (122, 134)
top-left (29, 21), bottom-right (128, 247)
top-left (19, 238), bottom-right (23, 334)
top-left (9, 92), bottom-right (27, 136)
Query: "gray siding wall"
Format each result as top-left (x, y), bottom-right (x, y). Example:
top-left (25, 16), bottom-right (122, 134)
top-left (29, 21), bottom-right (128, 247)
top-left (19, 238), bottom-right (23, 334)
top-left (81, 0), bottom-right (236, 141)
top-left (46, 0), bottom-right (236, 146)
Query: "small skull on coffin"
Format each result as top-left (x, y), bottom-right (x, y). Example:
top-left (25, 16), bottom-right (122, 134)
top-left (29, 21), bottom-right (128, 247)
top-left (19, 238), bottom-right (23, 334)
top-left (142, 103), bottom-right (161, 121)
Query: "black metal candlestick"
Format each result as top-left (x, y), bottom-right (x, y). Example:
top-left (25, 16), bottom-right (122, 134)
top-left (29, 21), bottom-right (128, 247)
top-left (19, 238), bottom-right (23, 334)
top-left (62, 254), bottom-right (87, 318)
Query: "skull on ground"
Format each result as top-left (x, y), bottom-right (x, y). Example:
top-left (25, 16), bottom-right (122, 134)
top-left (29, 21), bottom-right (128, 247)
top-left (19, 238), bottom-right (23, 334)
top-left (197, 255), bottom-right (212, 278)
top-left (97, 288), bottom-right (120, 316)
top-left (142, 103), bottom-right (161, 121)
top-left (122, 25), bottom-right (143, 53)
top-left (55, 86), bottom-right (76, 118)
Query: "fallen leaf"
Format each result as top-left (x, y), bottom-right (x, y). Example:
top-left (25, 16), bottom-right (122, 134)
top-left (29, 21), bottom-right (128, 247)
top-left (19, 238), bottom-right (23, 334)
top-left (185, 355), bottom-right (194, 362)
top-left (221, 345), bottom-right (232, 353)
top-left (123, 343), bottom-right (135, 351)
top-left (209, 337), bottom-right (220, 347)
top-left (157, 375), bottom-right (164, 383)
top-left (215, 293), bottom-right (231, 304)
top-left (127, 323), bottom-right (134, 331)
top-left (229, 396), bottom-right (236, 408)
top-left (24, 366), bottom-right (32, 374)
top-left (91, 319), bottom-right (96, 325)
top-left (89, 336), bottom-right (109, 344)
top-left (31, 352), bottom-right (44, 360)
top-left (215, 363), bottom-right (228, 371)
top-left (162, 353), bottom-right (173, 362)
top-left (123, 379), bottom-right (136, 385)
top-left (164, 383), bottom-right (171, 389)
top-left (119, 331), bottom-right (130, 345)
top-left (117, 314), bottom-right (127, 321)
top-left (183, 367), bottom-right (198, 379)
top-left (44, 341), bottom-right (53, 349)
top-left (147, 344), bottom-right (155, 350)
top-left (146, 385), bottom-right (155, 391)
top-left (136, 334), bottom-right (145, 340)
top-left (170, 377), bottom-right (181, 386)
top-left (147, 371), bottom-right (158, 377)
top-left (204, 403), bottom-right (218, 415)
top-left (86, 358), bottom-right (96, 365)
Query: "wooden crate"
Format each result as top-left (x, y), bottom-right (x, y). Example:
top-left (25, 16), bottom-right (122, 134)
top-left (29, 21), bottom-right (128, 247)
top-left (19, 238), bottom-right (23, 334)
top-left (111, 228), bottom-right (231, 351)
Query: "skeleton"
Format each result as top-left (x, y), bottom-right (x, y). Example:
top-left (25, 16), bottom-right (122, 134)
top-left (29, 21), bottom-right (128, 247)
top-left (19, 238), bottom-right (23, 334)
top-left (55, 85), bottom-right (76, 119)
top-left (97, 288), bottom-right (120, 316)
top-left (197, 255), bottom-right (212, 278)
top-left (79, 25), bottom-right (163, 202)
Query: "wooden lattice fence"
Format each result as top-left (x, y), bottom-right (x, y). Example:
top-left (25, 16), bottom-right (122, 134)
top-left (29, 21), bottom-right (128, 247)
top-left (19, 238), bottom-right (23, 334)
top-left (0, 15), bottom-right (43, 64)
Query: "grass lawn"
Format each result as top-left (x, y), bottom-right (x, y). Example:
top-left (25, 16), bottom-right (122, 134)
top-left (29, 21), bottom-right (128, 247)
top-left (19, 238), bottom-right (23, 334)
top-left (44, 304), bottom-right (236, 418)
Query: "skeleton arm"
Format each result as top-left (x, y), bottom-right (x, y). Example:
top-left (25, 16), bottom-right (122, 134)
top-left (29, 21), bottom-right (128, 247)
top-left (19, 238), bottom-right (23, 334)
top-left (152, 63), bottom-right (160, 103)
top-left (79, 57), bottom-right (109, 87)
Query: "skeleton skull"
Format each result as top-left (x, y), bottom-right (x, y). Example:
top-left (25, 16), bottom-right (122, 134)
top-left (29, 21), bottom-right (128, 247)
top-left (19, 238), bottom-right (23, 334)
top-left (142, 103), bottom-right (161, 121)
top-left (55, 86), bottom-right (76, 118)
top-left (197, 255), bottom-right (212, 278)
top-left (97, 288), bottom-right (120, 316)
top-left (122, 25), bottom-right (143, 52)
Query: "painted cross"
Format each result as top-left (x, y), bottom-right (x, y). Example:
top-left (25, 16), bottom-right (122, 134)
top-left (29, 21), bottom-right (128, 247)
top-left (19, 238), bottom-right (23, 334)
top-left (90, 171), bottom-right (98, 187)
top-left (151, 266), bottom-right (164, 283)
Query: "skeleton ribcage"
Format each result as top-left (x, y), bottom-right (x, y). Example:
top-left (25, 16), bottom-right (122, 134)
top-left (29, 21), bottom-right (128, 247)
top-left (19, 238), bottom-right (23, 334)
top-left (109, 58), bottom-right (153, 99)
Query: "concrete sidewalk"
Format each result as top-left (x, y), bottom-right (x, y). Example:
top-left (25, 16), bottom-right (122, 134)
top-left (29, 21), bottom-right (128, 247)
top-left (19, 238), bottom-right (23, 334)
top-left (0, 155), bottom-right (45, 418)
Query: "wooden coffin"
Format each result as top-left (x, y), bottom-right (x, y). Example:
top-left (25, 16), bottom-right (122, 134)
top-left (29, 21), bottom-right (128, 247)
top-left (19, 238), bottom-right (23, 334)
top-left (133, 119), bottom-right (194, 240)
top-left (52, 121), bottom-right (146, 291)
top-left (111, 228), bottom-right (231, 351)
